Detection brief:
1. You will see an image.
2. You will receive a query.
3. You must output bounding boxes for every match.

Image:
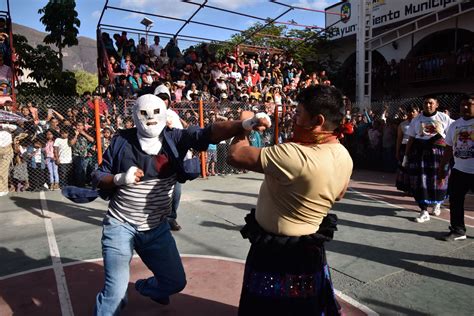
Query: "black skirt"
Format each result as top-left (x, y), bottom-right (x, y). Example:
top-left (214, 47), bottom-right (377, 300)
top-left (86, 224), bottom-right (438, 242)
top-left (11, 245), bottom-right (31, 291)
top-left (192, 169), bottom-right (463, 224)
top-left (238, 210), bottom-right (341, 316)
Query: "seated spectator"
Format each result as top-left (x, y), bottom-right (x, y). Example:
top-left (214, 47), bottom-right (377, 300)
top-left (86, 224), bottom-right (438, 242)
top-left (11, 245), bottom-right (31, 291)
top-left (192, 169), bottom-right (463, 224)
top-left (116, 75), bottom-right (133, 99)
top-left (129, 70), bottom-right (143, 94)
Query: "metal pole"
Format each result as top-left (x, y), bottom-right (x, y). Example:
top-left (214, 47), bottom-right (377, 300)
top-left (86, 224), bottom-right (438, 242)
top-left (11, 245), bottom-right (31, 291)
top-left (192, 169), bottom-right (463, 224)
top-left (94, 97), bottom-right (103, 165)
top-left (356, 0), bottom-right (366, 105)
top-left (198, 98), bottom-right (207, 179)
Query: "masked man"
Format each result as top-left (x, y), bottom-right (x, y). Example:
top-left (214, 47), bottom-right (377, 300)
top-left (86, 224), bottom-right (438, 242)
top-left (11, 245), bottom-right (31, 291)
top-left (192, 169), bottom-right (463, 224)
top-left (88, 94), bottom-right (270, 315)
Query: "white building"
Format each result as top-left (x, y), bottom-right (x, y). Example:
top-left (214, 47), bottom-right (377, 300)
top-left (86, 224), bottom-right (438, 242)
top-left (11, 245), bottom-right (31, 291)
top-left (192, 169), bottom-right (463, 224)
top-left (325, 0), bottom-right (474, 99)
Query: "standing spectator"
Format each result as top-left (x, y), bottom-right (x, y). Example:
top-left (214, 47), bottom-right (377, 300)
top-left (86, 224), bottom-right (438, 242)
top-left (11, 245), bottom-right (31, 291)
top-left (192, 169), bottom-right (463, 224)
top-left (136, 37), bottom-right (149, 60)
top-left (149, 36), bottom-right (163, 59)
top-left (70, 122), bottom-right (94, 187)
top-left (25, 139), bottom-right (46, 191)
top-left (0, 121), bottom-right (16, 196)
top-left (396, 105), bottom-right (419, 193)
top-left (404, 97), bottom-right (454, 223)
top-left (0, 54), bottom-right (12, 82)
top-left (438, 95), bottom-right (473, 241)
top-left (206, 143), bottom-right (217, 176)
top-left (54, 128), bottom-right (73, 188)
top-left (44, 130), bottom-right (59, 190)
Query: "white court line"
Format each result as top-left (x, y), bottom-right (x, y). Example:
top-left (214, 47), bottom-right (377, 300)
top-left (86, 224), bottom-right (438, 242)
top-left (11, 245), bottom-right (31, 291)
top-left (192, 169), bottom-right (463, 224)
top-left (39, 191), bottom-right (74, 316)
top-left (348, 188), bottom-right (474, 228)
top-left (2, 253), bottom-right (377, 316)
top-left (335, 290), bottom-right (379, 316)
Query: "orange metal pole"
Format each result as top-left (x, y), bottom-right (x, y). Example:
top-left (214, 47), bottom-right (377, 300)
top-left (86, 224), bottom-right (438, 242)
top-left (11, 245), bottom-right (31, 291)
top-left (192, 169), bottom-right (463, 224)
top-left (94, 97), bottom-right (103, 165)
top-left (198, 98), bottom-right (207, 179)
top-left (273, 104), bottom-right (279, 145)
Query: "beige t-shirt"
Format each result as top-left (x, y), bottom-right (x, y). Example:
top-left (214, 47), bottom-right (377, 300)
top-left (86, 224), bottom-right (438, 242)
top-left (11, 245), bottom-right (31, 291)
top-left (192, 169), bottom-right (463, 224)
top-left (256, 142), bottom-right (353, 236)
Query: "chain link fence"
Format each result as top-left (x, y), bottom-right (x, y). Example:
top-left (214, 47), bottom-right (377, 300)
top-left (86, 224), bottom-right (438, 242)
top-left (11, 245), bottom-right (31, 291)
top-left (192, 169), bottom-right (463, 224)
top-left (2, 95), bottom-right (281, 193)
top-left (1, 93), bottom-right (466, 194)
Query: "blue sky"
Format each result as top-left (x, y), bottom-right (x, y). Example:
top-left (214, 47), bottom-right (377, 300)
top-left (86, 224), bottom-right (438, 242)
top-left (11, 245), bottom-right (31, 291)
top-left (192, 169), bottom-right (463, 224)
top-left (7, 0), bottom-right (340, 47)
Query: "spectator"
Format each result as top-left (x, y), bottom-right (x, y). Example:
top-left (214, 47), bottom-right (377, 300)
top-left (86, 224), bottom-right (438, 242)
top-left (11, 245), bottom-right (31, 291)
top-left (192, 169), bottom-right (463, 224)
top-left (70, 121), bottom-right (94, 187)
top-left (25, 139), bottom-right (46, 191)
top-left (54, 128), bottom-right (73, 188)
top-left (149, 36), bottom-right (163, 59)
top-left (0, 54), bottom-right (12, 82)
top-left (44, 129), bottom-right (59, 190)
top-left (0, 121), bottom-right (16, 196)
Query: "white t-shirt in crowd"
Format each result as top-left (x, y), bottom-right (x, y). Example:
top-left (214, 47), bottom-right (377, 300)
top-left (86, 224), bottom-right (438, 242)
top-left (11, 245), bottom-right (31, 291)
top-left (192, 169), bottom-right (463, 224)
top-left (0, 123), bottom-right (16, 147)
top-left (399, 120), bottom-right (411, 144)
top-left (407, 111), bottom-right (453, 140)
top-left (53, 138), bottom-right (72, 164)
top-left (445, 117), bottom-right (474, 174)
top-left (149, 44), bottom-right (163, 57)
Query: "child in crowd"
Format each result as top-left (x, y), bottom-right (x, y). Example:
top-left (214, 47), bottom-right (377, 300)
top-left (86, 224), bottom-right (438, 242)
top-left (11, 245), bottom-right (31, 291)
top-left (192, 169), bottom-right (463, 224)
top-left (206, 143), bottom-right (217, 176)
top-left (10, 136), bottom-right (29, 192)
top-left (44, 129), bottom-right (59, 190)
top-left (54, 128), bottom-right (73, 188)
top-left (25, 139), bottom-right (46, 191)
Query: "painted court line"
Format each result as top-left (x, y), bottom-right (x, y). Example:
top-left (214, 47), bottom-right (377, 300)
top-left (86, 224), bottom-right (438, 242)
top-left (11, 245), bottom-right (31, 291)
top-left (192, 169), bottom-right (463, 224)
top-left (348, 188), bottom-right (474, 228)
top-left (3, 254), bottom-right (377, 316)
top-left (39, 191), bottom-right (74, 316)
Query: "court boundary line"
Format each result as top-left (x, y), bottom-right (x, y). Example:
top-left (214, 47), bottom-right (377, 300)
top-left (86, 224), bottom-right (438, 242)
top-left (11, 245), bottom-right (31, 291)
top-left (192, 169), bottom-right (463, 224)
top-left (1, 253), bottom-right (377, 316)
top-left (39, 191), bottom-right (74, 316)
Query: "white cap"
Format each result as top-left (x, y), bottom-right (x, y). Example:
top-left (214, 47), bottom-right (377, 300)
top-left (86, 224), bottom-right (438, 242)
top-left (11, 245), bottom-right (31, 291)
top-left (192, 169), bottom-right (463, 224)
top-left (220, 93), bottom-right (228, 99)
top-left (154, 84), bottom-right (171, 99)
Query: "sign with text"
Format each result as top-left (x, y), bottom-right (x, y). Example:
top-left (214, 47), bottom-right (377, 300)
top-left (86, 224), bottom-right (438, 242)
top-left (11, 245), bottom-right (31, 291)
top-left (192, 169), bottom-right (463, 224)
top-left (325, 0), bottom-right (460, 40)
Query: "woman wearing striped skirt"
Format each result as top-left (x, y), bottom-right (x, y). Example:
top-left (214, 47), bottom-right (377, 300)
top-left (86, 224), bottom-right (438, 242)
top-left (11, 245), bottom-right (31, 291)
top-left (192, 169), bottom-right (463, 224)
top-left (403, 97), bottom-right (454, 223)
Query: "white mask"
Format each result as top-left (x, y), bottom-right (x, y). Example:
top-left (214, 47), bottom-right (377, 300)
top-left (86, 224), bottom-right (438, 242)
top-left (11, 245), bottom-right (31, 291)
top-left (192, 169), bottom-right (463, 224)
top-left (133, 94), bottom-right (167, 155)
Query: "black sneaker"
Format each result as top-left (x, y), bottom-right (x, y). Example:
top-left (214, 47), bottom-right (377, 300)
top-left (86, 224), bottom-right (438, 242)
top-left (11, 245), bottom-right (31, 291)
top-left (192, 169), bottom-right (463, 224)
top-left (168, 219), bottom-right (182, 231)
top-left (135, 279), bottom-right (170, 305)
top-left (443, 231), bottom-right (467, 241)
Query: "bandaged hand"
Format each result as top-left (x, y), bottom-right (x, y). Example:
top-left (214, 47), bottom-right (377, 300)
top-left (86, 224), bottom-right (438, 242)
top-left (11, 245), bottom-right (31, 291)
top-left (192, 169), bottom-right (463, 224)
top-left (113, 166), bottom-right (144, 186)
top-left (242, 112), bottom-right (272, 131)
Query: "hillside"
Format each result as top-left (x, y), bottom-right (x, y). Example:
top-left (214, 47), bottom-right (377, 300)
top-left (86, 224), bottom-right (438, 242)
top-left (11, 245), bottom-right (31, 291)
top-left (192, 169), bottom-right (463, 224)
top-left (12, 23), bottom-right (98, 74)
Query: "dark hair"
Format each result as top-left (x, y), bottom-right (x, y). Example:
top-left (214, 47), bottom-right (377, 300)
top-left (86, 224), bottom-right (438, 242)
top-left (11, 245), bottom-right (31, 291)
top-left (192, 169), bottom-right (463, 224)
top-left (405, 104), bottom-right (420, 113)
top-left (295, 85), bottom-right (344, 129)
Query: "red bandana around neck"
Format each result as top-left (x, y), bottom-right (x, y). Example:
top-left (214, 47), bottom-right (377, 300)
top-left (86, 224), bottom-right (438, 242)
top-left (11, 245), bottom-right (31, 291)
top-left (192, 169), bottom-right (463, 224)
top-left (288, 124), bottom-right (340, 145)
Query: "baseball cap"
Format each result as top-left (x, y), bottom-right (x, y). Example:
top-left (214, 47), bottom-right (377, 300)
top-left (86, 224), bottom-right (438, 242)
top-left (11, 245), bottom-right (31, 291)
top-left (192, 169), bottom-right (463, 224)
top-left (62, 186), bottom-right (99, 203)
top-left (154, 84), bottom-right (171, 99)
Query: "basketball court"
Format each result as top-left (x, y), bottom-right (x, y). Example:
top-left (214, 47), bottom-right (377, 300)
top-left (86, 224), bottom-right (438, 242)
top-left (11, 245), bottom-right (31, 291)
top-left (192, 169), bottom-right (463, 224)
top-left (0, 170), bottom-right (472, 315)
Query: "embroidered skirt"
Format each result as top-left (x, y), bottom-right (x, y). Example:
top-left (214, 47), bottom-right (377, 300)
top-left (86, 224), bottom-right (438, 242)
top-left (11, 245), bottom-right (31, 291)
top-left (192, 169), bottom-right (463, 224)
top-left (238, 210), bottom-right (341, 316)
top-left (408, 139), bottom-right (449, 206)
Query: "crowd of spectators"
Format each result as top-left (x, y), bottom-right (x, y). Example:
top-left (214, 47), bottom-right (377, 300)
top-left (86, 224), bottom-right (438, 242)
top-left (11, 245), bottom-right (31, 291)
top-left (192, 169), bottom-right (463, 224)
top-left (0, 30), bottom-right (467, 195)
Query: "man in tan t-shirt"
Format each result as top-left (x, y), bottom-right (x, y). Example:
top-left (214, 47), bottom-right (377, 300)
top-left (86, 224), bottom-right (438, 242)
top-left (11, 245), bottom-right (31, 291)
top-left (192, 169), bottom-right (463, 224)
top-left (228, 85), bottom-right (353, 316)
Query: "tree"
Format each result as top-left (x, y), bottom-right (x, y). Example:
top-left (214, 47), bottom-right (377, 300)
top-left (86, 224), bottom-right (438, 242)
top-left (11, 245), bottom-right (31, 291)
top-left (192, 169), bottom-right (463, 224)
top-left (38, 0), bottom-right (80, 70)
top-left (74, 70), bottom-right (98, 95)
top-left (13, 34), bottom-right (77, 97)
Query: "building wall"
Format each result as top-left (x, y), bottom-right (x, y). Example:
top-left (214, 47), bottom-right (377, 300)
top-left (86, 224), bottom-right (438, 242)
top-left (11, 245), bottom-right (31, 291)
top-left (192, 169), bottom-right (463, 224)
top-left (335, 10), bottom-right (474, 64)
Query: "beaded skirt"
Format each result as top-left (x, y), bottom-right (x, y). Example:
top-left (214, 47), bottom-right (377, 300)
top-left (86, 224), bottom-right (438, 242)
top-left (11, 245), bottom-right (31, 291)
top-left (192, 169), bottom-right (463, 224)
top-left (238, 209), bottom-right (341, 316)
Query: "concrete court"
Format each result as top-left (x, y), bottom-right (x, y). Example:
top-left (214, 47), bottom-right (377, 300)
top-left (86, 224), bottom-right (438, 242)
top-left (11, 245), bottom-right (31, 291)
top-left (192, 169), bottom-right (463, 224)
top-left (0, 170), bottom-right (472, 316)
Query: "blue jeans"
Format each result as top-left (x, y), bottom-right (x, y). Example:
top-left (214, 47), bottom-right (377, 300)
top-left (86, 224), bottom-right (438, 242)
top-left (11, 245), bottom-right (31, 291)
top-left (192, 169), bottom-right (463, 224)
top-left (94, 215), bottom-right (186, 316)
top-left (72, 156), bottom-right (87, 187)
top-left (45, 158), bottom-right (59, 184)
top-left (168, 182), bottom-right (181, 220)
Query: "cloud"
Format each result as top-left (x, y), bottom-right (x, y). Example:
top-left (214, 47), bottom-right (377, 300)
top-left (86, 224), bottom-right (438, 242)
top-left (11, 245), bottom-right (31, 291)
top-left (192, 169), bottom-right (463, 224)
top-left (119, 0), bottom-right (195, 19)
top-left (92, 10), bottom-right (101, 19)
top-left (291, 0), bottom-right (333, 11)
top-left (118, 0), bottom-right (266, 18)
top-left (208, 0), bottom-right (265, 10)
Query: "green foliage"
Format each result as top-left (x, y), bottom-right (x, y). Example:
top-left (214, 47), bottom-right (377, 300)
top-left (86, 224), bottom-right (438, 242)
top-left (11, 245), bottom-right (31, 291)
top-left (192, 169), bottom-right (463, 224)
top-left (74, 70), bottom-right (98, 95)
top-left (38, 0), bottom-right (80, 69)
top-left (13, 34), bottom-right (77, 97)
